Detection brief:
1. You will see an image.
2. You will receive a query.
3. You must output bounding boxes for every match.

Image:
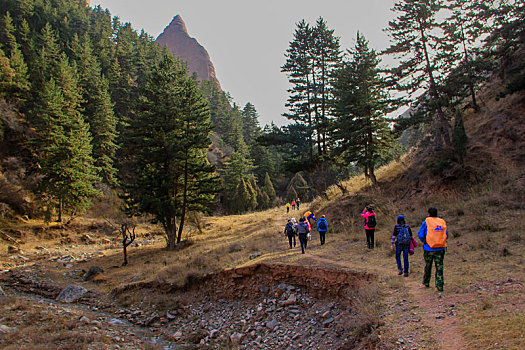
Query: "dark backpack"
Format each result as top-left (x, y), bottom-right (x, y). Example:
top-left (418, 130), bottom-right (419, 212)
top-left (285, 223), bottom-right (294, 235)
top-left (397, 225), bottom-right (411, 245)
top-left (318, 220), bottom-right (327, 231)
top-left (367, 214), bottom-right (376, 228)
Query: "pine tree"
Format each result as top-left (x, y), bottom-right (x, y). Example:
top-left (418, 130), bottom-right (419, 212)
top-left (261, 172), bottom-right (276, 206)
top-left (282, 20), bottom-right (315, 164)
top-left (0, 12), bottom-right (18, 57)
top-left (311, 17), bottom-right (341, 155)
top-left (384, 0), bottom-right (451, 147)
top-left (241, 102), bottom-right (260, 145)
top-left (37, 55), bottom-right (100, 222)
top-left (33, 22), bottom-right (61, 88)
top-left (69, 34), bottom-right (118, 184)
top-left (333, 33), bottom-right (393, 185)
top-left (125, 52), bottom-right (218, 249)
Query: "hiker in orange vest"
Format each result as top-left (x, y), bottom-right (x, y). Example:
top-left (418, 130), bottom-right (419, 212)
top-left (418, 207), bottom-right (448, 292)
top-left (291, 200), bottom-right (296, 210)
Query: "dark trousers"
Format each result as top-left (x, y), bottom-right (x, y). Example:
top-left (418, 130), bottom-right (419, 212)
top-left (365, 229), bottom-right (375, 248)
top-left (319, 231), bottom-right (326, 245)
top-left (299, 235), bottom-right (308, 254)
top-left (423, 250), bottom-right (445, 291)
top-left (287, 207), bottom-right (289, 213)
top-left (297, 203), bottom-right (300, 210)
top-left (395, 243), bottom-right (410, 273)
top-left (287, 233), bottom-right (296, 248)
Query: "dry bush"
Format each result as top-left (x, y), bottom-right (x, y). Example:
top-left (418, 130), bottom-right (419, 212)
top-left (340, 282), bottom-right (382, 347)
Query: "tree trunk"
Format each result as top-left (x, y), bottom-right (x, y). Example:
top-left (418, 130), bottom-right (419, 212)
top-left (367, 126), bottom-right (378, 186)
top-left (177, 157), bottom-right (189, 244)
top-left (306, 68), bottom-right (314, 164)
top-left (57, 196), bottom-right (63, 223)
top-left (167, 219), bottom-right (177, 250)
top-left (419, 23), bottom-right (451, 147)
top-left (122, 242), bottom-right (128, 265)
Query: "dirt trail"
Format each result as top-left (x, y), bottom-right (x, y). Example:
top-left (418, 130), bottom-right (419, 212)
top-left (305, 250), bottom-right (468, 350)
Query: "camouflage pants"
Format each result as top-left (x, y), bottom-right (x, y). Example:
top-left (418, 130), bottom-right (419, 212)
top-left (423, 250), bottom-right (445, 291)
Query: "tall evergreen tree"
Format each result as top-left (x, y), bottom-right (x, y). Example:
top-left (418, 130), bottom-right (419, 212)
top-left (37, 55), bottom-right (100, 222)
top-left (333, 33), bottom-right (393, 185)
top-left (311, 17), bottom-right (341, 155)
top-left (282, 20), bottom-right (315, 164)
top-left (384, 0), bottom-right (451, 147)
top-left (241, 102), bottom-right (260, 145)
top-left (125, 52), bottom-right (218, 249)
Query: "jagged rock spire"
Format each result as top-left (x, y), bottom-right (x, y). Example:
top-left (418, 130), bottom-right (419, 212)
top-left (156, 15), bottom-right (221, 89)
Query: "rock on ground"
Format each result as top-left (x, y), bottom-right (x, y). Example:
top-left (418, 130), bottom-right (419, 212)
top-left (56, 285), bottom-right (88, 303)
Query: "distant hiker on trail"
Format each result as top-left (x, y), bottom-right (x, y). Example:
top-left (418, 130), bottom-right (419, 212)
top-left (296, 198), bottom-right (301, 210)
top-left (291, 200), bottom-right (296, 210)
top-left (297, 217), bottom-right (310, 254)
top-left (284, 219), bottom-right (296, 249)
top-left (418, 207), bottom-right (448, 292)
top-left (286, 202), bottom-right (290, 213)
top-left (361, 205), bottom-right (377, 249)
top-left (317, 215), bottom-right (328, 245)
top-left (391, 215), bottom-right (413, 277)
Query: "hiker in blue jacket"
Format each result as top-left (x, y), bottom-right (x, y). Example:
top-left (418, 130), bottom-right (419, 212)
top-left (316, 215), bottom-right (328, 245)
top-left (418, 207), bottom-right (448, 292)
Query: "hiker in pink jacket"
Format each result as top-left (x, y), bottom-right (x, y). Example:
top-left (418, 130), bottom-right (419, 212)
top-left (361, 205), bottom-right (377, 249)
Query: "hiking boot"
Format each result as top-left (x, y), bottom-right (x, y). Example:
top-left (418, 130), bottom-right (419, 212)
top-left (404, 273), bottom-right (409, 277)
top-left (437, 287), bottom-right (443, 292)
top-left (423, 283), bottom-right (429, 288)
top-left (398, 270), bottom-right (403, 275)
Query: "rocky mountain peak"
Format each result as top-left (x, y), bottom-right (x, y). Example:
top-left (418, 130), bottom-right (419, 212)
top-left (156, 15), bottom-right (221, 89)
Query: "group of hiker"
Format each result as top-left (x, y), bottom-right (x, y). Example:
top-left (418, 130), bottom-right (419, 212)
top-left (285, 198), bottom-right (301, 213)
top-left (284, 204), bottom-right (448, 292)
top-left (283, 211), bottom-right (328, 254)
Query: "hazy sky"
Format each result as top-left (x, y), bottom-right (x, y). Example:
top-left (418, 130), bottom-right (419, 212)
top-left (91, 0), bottom-right (396, 126)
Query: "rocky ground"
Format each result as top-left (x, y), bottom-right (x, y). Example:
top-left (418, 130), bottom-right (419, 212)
top-left (0, 242), bottom-right (376, 349)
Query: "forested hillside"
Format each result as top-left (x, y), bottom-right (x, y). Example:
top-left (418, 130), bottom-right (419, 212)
top-left (1, 0), bottom-right (524, 246)
top-left (0, 0), bottom-right (285, 241)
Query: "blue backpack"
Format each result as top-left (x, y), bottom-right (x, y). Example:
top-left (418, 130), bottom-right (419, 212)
top-left (397, 225), bottom-right (411, 245)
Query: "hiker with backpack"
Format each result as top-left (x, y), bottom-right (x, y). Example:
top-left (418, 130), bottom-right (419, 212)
top-left (296, 198), bottom-right (301, 210)
top-left (284, 219), bottom-right (296, 249)
top-left (291, 200), bottom-right (296, 210)
top-left (418, 207), bottom-right (448, 292)
top-left (390, 215), bottom-right (413, 277)
top-left (317, 215), bottom-right (328, 245)
top-left (286, 202), bottom-right (290, 213)
top-left (361, 205), bottom-right (377, 249)
top-left (297, 217), bottom-right (310, 254)
top-left (303, 211), bottom-right (316, 223)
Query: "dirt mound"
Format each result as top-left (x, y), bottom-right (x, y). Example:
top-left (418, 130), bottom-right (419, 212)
top-left (212, 263), bottom-right (374, 299)
top-left (114, 263), bottom-right (374, 301)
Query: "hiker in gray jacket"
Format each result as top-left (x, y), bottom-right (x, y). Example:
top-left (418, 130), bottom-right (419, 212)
top-left (297, 217), bottom-right (310, 254)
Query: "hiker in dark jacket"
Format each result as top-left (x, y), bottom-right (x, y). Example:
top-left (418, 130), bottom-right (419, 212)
top-left (296, 198), bottom-right (301, 210)
top-left (391, 215), bottom-right (413, 277)
top-left (361, 205), bottom-right (376, 249)
top-left (316, 215), bottom-right (328, 245)
top-left (284, 220), bottom-right (296, 249)
top-left (297, 217), bottom-right (310, 254)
